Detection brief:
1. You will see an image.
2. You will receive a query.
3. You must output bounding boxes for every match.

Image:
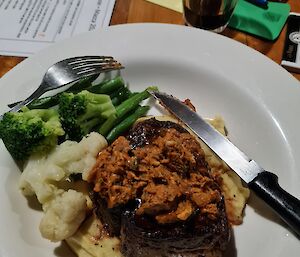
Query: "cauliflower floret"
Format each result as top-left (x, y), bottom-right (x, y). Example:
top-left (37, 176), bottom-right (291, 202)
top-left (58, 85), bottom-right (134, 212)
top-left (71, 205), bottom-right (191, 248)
top-left (40, 189), bottom-right (87, 242)
top-left (19, 154), bottom-right (65, 204)
top-left (45, 132), bottom-right (107, 180)
top-left (19, 132), bottom-right (107, 241)
top-left (19, 132), bottom-right (106, 203)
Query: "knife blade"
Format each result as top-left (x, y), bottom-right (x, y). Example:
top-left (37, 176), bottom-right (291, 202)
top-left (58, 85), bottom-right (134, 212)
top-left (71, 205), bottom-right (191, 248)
top-left (149, 90), bottom-right (300, 237)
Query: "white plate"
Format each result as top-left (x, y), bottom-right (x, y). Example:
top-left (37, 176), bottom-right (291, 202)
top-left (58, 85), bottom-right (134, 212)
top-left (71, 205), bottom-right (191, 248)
top-left (0, 23), bottom-right (300, 257)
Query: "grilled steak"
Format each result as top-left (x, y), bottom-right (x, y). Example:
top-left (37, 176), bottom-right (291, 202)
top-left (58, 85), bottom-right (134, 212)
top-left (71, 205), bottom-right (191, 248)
top-left (88, 118), bottom-right (231, 256)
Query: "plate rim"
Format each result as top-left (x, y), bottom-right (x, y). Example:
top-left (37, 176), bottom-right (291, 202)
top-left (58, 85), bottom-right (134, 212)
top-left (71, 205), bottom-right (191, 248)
top-left (0, 23), bottom-right (299, 257)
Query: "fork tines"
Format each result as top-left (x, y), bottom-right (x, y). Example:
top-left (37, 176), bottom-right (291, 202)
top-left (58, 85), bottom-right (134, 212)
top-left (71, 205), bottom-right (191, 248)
top-left (67, 56), bottom-right (124, 76)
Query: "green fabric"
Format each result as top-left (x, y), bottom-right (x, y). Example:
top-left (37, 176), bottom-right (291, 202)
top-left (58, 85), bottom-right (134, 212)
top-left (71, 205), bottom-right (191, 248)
top-left (228, 0), bottom-right (290, 40)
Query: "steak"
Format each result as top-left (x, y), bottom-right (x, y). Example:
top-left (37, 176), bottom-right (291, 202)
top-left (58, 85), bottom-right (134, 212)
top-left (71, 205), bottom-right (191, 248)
top-left (88, 118), bottom-right (231, 256)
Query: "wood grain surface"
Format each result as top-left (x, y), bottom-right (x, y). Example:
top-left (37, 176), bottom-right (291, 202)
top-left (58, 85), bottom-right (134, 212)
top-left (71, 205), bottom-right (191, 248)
top-left (1, 0), bottom-right (300, 81)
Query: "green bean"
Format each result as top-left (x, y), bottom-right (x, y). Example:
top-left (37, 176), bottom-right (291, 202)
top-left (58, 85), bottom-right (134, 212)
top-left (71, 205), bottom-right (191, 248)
top-left (8, 95), bottom-right (60, 109)
top-left (88, 76), bottom-right (124, 94)
top-left (110, 86), bottom-right (132, 106)
top-left (7, 102), bottom-right (16, 108)
top-left (28, 95), bottom-right (60, 109)
top-left (106, 106), bottom-right (150, 143)
top-left (98, 114), bottom-right (117, 136)
top-left (67, 74), bottom-right (98, 93)
top-left (109, 85), bottom-right (124, 98)
top-left (98, 88), bottom-right (153, 136)
top-left (115, 88), bottom-right (152, 117)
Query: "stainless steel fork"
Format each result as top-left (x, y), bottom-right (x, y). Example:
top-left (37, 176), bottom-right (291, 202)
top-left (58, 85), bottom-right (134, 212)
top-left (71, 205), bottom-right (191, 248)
top-left (0, 56), bottom-right (123, 119)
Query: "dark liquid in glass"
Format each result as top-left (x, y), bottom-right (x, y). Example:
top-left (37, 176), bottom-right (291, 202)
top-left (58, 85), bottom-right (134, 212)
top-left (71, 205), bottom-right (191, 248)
top-left (183, 0), bottom-right (236, 31)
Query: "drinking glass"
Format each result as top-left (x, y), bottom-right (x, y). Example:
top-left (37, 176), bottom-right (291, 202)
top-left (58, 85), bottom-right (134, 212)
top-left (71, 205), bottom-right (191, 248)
top-left (182, 0), bottom-right (238, 33)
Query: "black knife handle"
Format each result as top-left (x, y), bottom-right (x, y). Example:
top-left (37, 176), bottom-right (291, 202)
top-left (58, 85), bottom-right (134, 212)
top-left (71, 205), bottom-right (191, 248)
top-left (249, 171), bottom-right (300, 237)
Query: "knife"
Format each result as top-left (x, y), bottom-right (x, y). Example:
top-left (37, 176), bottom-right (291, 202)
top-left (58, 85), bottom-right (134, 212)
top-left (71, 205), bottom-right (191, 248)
top-left (149, 90), bottom-right (300, 237)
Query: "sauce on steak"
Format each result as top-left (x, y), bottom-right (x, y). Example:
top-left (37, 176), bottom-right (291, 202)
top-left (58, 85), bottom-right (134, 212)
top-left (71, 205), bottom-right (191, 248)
top-left (88, 118), bottom-right (230, 256)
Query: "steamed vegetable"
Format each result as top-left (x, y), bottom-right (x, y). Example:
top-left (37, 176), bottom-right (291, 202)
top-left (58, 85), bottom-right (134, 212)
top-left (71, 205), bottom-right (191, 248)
top-left (99, 87), bottom-right (156, 137)
top-left (8, 76), bottom-right (125, 109)
top-left (0, 108), bottom-right (64, 161)
top-left (1, 74), bottom-right (155, 162)
top-left (58, 90), bottom-right (116, 141)
top-left (110, 86), bottom-right (132, 106)
top-left (88, 76), bottom-right (125, 94)
top-left (106, 105), bottom-right (150, 143)
top-left (19, 132), bottom-right (108, 241)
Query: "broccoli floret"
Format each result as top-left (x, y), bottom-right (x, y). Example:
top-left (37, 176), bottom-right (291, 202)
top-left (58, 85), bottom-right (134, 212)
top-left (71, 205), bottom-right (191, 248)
top-left (0, 108), bottom-right (65, 162)
top-left (58, 90), bottom-right (116, 141)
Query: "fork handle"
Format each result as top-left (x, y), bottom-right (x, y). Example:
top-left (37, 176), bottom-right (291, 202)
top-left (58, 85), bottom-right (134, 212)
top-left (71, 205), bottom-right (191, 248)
top-left (7, 84), bottom-right (45, 114)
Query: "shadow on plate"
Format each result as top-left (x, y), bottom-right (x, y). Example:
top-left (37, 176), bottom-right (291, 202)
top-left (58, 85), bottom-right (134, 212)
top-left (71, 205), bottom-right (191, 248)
top-left (248, 193), bottom-right (281, 223)
top-left (247, 192), bottom-right (300, 238)
top-left (224, 228), bottom-right (237, 257)
top-left (54, 241), bottom-right (77, 257)
top-left (25, 194), bottom-right (43, 211)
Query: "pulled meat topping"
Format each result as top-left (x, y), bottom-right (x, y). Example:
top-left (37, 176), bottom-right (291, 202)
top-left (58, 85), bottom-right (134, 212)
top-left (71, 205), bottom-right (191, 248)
top-left (88, 118), bottom-right (223, 224)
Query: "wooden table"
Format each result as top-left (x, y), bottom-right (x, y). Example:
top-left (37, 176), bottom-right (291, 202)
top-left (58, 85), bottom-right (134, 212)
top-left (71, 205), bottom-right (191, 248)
top-left (1, 0), bottom-right (299, 81)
